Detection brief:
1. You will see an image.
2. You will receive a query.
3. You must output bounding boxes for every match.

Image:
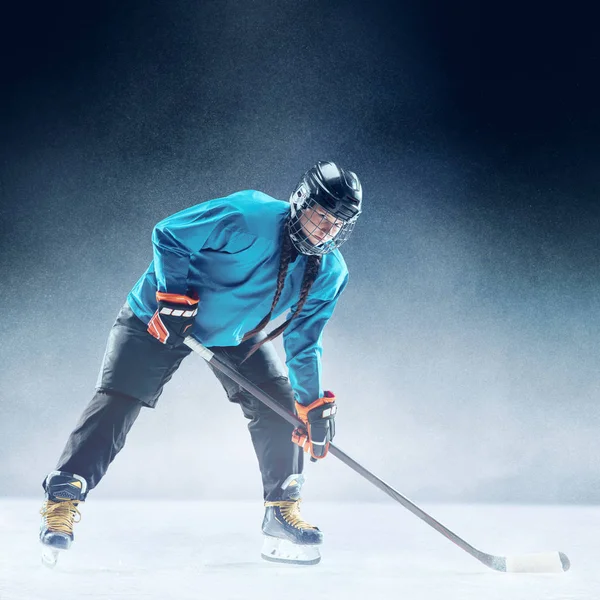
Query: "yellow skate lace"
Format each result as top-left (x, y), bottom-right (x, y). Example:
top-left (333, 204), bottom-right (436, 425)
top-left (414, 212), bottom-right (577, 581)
top-left (264, 499), bottom-right (316, 530)
top-left (40, 499), bottom-right (82, 535)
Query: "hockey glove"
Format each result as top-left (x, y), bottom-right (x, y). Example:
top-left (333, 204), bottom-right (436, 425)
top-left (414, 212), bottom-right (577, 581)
top-left (147, 291), bottom-right (199, 347)
top-left (292, 391), bottom-right (337, 460)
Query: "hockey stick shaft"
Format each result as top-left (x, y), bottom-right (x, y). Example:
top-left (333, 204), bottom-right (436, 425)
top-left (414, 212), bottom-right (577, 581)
top-left (183, 336), bottom-right (569, 572)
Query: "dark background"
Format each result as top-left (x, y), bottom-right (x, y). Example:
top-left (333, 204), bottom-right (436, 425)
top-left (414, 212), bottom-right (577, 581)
top-left (1, 0), bottom-right (599, 502)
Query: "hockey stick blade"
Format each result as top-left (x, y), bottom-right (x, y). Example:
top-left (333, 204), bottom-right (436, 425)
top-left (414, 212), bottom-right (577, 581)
top-left (183, 336), bottom-right (570, 573)
top-left (328, 443), bottom-right (570, 573)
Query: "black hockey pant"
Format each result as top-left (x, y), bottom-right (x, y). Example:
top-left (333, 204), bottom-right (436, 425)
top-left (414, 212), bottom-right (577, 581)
top-left (53, 303), bottom-right (303, 501)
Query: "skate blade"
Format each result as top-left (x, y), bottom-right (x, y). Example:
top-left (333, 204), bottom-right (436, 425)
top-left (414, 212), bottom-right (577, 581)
top-left (41, 544), bottom-right (61, 569)
top-left (261, 535), bottom-right (321, 565)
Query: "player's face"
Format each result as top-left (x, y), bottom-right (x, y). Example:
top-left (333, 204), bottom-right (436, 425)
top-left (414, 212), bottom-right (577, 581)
top-left (299, 205), bottom-right (344, 246)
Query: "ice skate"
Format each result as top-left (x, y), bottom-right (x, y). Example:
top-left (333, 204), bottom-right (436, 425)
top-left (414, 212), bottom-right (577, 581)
top-left (261, 474), bottom-right (322, 565)
top-left (39, 471), bottom-right (87, 568)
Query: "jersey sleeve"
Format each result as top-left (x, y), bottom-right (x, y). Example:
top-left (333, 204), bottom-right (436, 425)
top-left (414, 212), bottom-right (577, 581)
top-left (283, 269), bottom-right (349, 406)
top-left (152, 202), bottom-right (253, 294)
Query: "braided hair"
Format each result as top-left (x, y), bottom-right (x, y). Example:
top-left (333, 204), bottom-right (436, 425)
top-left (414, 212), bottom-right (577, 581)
top-left (241, 225), bottom-right (322, 360)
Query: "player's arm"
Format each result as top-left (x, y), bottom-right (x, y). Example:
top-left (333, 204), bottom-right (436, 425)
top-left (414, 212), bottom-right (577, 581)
top-left (151, 204), bottom-right (235, 294)
top-left (148, 203), bottom-right (251, 345)
top-left (283, 271), bottom-right (348, 459)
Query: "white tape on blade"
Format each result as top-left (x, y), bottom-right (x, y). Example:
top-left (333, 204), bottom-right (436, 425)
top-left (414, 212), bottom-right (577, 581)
top-left (505, 552), bottom-right (564, 573)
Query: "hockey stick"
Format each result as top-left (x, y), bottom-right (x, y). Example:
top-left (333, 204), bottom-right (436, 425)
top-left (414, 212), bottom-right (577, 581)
top-left (184, 336), bottom-right (570, 573)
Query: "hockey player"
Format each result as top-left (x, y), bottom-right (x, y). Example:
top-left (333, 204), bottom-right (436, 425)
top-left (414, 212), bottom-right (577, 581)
top-left (39, 161), bottom-right (362, 566)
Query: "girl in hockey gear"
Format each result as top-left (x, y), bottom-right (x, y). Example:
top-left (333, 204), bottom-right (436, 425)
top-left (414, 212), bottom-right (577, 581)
top-left (40, 161), bottom-right (362, 567)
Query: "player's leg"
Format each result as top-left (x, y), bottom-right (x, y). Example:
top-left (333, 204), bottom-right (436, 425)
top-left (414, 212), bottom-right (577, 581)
top-left (53, 391), bottom-right (142, 490)
top-left (40, 302), bottom-right (190, 564)
top-left (208, 333), bottom-right (322, 564)
top-left (40, 389), bottom-right (141, 562)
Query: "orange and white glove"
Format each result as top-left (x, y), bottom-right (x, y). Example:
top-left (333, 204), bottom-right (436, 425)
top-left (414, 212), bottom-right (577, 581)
top-left (292, 391), bottom-right (337, 460)
top-left (147, 291), bottom-right (199, 347)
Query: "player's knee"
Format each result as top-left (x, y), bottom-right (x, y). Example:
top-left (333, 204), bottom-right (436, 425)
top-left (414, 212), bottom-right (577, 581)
top-left (233, 377), bottom-right (295, 420)
top-left (90, 389), bottom-right (146, 416)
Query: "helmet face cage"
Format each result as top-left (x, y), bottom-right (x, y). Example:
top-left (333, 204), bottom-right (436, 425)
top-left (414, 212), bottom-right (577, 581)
top-left (288, 183), bottom-right (359, 256)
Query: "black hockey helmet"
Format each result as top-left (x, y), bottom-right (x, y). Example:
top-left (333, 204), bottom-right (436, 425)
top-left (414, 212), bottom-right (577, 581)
top-left (287, 161), bottom-right (362, 256)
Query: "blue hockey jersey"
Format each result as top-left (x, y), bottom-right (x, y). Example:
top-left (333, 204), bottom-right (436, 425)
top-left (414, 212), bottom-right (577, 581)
top-left (127, 190), bottom-right (349, 405)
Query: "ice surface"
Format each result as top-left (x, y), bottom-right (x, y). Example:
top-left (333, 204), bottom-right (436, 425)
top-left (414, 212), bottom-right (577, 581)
top-left (0, 500), bottom-right (596, 600)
